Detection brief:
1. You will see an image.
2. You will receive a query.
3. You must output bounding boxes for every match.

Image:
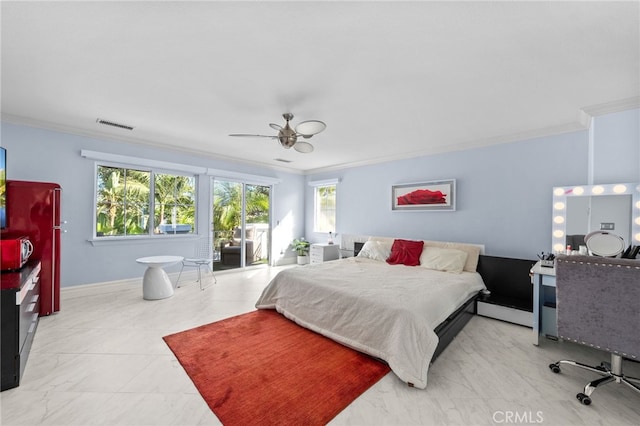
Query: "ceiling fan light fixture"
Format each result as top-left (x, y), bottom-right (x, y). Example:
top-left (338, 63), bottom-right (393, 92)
top-left (294, 141), bottom-right (314, 153)
top-left (295, 120), bottom-right (326, 136)
top-left (280, 140), bottom-right (295, 148)
top-left (230, 112), bottom-right (325, 154)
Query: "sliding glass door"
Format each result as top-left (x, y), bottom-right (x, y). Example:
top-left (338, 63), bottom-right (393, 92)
top-left (212, 179), bottom-right (270, 271)
top-left (245, 184), bottom-right (270, 267)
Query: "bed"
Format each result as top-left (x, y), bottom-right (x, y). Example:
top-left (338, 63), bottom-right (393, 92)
top-left (255, 237), bottom-right (486, 389)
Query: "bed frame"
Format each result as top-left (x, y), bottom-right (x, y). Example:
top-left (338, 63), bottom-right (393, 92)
top-left (431, 292), bottom-right (479, 361)
top-left (352, 241), bottom-right (480, 365)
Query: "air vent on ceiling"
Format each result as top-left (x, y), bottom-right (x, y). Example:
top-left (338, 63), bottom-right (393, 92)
top-left (96, 118), bottom-right (135, 131)
top-left (274, 158), bottom-right (292, 163)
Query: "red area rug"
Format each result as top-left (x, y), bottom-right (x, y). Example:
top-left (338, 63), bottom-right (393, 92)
top-left (163, 309), bottom-right (390, 426)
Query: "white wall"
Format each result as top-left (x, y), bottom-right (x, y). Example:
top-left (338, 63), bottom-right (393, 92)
top-left (1, 122), bottom-right (305, 287)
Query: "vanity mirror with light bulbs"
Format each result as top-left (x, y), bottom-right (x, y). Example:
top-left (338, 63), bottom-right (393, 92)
top-left (531, 182), bottom-right (640, 346)
top-left (551, 182), bottom-right (640, 255)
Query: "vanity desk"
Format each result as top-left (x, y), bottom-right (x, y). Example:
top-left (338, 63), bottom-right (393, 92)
top-left (542, 181), bottom-right (640, 344)
top-left (530, 261), bottom-right (557, 345)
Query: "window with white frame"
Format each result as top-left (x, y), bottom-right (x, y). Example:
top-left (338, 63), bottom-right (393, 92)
top-left (153, 172), bottom-right (197, 235)
top-left (95, 165), bottom-right (196, 237)
top-left (313, 183), bottom-right (336, 233)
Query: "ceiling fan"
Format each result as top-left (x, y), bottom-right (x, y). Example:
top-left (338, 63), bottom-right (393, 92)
top-left (229, 113), bottom-right (326, 153)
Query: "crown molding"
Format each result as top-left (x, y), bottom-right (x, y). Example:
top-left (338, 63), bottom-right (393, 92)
top-left (304, 99), bottom-right (640, 175)
top-left (581, 96), bottom-right (640, 118)
top-left (304, 121), bottom-right (587, 175)
top-left (0, 113), bottom-right (304, 175)
top-left (5, 96), bottom-right (638, 177)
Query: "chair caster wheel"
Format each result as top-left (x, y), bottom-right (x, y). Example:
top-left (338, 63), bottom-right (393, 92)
top-left (549, 363), bottom-right (561, 374)
top-left (576, 393), bottom-right (591, 405)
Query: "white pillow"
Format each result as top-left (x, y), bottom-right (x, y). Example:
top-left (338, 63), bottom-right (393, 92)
top-left (423, 240), bottom-right (481, 272)
top-left (357, 240), bottom-right (392, 261)
top-left (419, 247), bottom-right (468, 273)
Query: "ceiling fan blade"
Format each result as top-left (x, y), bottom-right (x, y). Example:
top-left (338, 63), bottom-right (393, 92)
top-left (229, 134), bottom-right (278, 138)
top-left (294, 141), bottom-right (314, 153)
top-left (269, 123), bottom-right (283, 131)
top-left (295, 120), bottom-right (326, 136)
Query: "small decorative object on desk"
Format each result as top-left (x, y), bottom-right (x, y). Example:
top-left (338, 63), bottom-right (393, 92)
top-left (537, 252), bottom-right (555, 268)
top-left (327, 231), bottom-right (334, 245)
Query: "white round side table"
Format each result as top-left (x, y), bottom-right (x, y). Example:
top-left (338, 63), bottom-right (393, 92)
top-left (136, 255), bottom-right (184, 300)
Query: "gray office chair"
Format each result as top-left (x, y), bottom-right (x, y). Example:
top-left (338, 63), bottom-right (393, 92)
top-left (176, 240), bottom-right (217, 290)
top-left (549, 255), bottom-right (640, 405)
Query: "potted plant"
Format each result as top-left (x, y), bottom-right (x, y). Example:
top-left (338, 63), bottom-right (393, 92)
top-left (292, 238), bottom-right (311, 265)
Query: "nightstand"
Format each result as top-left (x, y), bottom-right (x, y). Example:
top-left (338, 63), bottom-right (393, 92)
top-left (310, 243), bottom-right (340, 264)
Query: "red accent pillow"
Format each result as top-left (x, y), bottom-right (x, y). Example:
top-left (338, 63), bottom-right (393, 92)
top-left (386, 239), bottom-right (424, 266)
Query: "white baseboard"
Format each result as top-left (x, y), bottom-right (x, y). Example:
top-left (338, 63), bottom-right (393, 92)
top-left (60, 264), bottom-right (281, 295)
top-left (61, 269), bottom-right (211, 295)
top-left (477, 301), bottom-right (532, 328)
top-left (274, 257), bottom-right (296, 266)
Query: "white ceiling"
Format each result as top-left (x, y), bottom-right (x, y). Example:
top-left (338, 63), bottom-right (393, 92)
top-left (2, 1), bottom-right (639, 173)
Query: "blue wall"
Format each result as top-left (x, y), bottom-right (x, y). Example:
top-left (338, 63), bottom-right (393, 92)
top-left (1, 122), bottom-right (305, 287)
top-left (2, 108), bottom-right (638, 286)
top-left (593, 108), bottom-right (640, 183)
top-left (305, 108), bottom-right (639, 260)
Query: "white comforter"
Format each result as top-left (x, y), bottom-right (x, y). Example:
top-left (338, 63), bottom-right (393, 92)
top-left (255, 257), bottom-right (486, 389)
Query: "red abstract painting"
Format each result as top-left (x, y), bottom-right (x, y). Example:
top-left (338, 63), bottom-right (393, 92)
top-left (397, 189), bottom-right (446, 205)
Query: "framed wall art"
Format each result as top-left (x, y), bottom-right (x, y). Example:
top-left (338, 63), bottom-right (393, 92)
top-left (391, 179), bottom-right (456, 211)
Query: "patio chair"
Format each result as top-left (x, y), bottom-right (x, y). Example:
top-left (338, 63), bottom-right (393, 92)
top-left (176, 240), bottom-right (217, 290)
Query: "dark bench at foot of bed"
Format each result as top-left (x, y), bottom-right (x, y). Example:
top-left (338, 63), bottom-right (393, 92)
top-left (476, 255), bottom-right (536, 327)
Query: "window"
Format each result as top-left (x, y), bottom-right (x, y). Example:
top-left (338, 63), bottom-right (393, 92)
top-left (95, 165), bottom-right (196, 237)
top-left (153, 173), bottom-right (196, 235)
top-left (314, 184), bottom-right (336, 233)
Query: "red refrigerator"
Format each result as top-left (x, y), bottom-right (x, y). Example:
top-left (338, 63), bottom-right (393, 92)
top-left (3, 180), bottom-right (62, 315)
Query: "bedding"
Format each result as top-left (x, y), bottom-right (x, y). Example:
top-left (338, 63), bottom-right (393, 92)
top-left (419, 246), bottom-right (468, 273)
top-left (255, 255), bottom-right (486, 389)
top-left (368, 236), bottom-right (481, 272)
top-left (357, 240), bottom-right (392, 261)
top-left (386, 239), bottom-right (424, 266)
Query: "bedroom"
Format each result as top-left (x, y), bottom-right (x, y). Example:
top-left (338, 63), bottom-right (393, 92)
top-left (1, 1), bottom-right (639, 425)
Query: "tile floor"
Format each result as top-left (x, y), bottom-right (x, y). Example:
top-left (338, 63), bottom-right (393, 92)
top-left (1, 265), bottom-right (639, 425)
